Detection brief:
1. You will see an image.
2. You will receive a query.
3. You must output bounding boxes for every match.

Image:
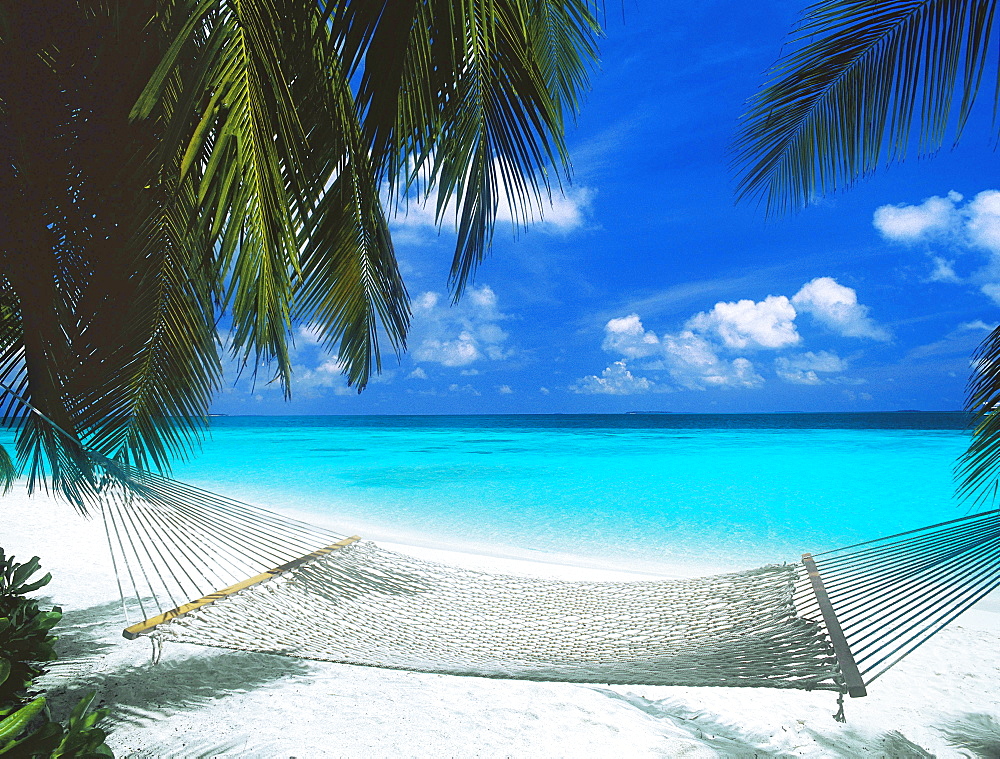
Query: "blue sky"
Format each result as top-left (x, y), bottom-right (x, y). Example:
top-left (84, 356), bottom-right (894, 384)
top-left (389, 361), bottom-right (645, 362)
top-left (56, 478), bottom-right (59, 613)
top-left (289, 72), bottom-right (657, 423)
top-left (212, 1), bottom-right (1000, 415)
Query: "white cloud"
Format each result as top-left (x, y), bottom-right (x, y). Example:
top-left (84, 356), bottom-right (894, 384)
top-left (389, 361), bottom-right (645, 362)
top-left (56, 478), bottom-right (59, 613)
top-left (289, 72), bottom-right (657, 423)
top-left (661, 331), bottom-right (764, 390)
top-left (982, 283), bottom-right (1000, 305)
top-left (908, 319), bottom-right (998, 359)
top-left (872, 188), bottom-right (1000, 297)
top-left (572, 360), bottom-right (657, 395)
top-left (843, 390), bottom-right (874, 402)
top-left (539, 387), bottom-right (550, 395)
top-left (497, 385), bottom-right (513, 394)
top-left (407, 367), bottom-right (428, 380)
top-left (391, 164), bottom-right (594, 236)
top-left (966, 190), bottom-right (1000, 251)
top-left (928, 256), bottom-right (961, 283)
top-left (960, 320), bottom-right (997, 332)
top-left (686, 295), bottom-right (799, 349)
top-left (775, 351), bottom-right (848, 385)
top-left (410, 285), bottom-right (512, 368)
top-left (585, 277), bottom-right (882, 393)
top-left (591, 316), bottom-right (765, 391)
top-left (873, 192), bottom-right (961, 241)
top-left (292, 358), bottom-right (355, 395)
top-left (414, 334), bottom-right (480, 367)
top-left (295, 323), bottom-right (325, 345)
top-left (791, 277), bottom-right (890, 341)
top-left (448, 383), bottom-right (481, 396)
top-left (602, 314), bottom-right (661, 358)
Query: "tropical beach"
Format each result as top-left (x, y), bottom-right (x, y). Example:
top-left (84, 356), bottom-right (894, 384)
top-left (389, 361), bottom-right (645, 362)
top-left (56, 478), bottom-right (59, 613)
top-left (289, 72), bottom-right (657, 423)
top-left (1, 413), bottom-right (997, 756)
top-left (7, 487), bottom-right (1000, 757)
top-left (6, 0), bottom-right (1000, 756)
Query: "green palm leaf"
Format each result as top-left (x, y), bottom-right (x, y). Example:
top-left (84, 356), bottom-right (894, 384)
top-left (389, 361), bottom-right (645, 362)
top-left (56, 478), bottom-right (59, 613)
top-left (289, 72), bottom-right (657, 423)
top-left (733, 0), bottom-right (998, 214)
top-left (957, 326), bottom-right (1000, 507)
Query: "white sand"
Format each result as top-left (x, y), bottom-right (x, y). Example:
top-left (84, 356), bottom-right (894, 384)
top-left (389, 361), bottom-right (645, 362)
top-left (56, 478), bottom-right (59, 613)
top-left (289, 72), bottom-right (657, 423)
top-left (4, 487), bottom-right (1000, 757)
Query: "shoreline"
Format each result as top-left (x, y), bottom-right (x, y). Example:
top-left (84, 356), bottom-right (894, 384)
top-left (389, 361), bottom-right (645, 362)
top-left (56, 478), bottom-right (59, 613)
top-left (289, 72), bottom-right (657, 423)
top-left (3, 487), bottom-right (999, 756)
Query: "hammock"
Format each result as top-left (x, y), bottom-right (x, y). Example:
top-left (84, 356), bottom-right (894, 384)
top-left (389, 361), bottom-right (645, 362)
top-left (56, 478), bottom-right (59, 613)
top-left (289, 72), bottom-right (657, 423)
top-left (98, 465), bottom-right (1000, 716)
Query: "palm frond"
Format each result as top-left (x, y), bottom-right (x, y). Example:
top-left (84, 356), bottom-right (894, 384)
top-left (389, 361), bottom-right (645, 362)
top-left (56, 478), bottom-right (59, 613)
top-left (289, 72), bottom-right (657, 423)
top-left (431, 0), bottom-right (600, 296)
top-left (0, 444), bottom-right (14, 494)
top-left (733, 0), bottom-right (999, 214)
top-left (0, 2), bottom-right (220, 506)
top-left (337, 0), bottom-right (600, 297)
top-left (292, 35), bottom-right (409, 389)
top-left (956, 325), bottom-right (1000, 507)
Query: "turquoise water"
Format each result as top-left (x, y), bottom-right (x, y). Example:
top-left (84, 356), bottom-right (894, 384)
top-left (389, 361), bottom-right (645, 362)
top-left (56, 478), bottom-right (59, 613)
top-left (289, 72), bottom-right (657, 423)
top-left (1, 413), bottom-right (973, 570)
top-left (149, 413), bottom-right (971, 570)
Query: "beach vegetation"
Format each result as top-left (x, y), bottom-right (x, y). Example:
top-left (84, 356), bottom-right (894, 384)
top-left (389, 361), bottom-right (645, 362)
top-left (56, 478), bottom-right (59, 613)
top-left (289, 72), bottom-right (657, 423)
top-left (0, 1), bottom-right (599, 507)
top-left (732, 0), bottom-right (1000, 505)
top-left (0, 549), bottom-right (112, 756)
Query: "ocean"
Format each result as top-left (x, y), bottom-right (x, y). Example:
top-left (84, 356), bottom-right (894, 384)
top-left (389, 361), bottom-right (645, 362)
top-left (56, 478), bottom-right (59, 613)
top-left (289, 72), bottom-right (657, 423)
top-left (146, 412), bottom-right (975, 573)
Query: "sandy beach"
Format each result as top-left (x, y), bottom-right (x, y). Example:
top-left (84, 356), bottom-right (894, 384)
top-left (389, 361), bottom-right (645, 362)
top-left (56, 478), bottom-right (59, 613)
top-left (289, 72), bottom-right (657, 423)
top-left (4, 487), bottom-right (1000, 757)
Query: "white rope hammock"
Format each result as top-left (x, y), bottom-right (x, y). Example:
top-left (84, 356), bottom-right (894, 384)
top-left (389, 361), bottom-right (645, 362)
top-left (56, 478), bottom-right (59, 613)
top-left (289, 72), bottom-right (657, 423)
top-left (94, 464), bottom-right (1000, 720)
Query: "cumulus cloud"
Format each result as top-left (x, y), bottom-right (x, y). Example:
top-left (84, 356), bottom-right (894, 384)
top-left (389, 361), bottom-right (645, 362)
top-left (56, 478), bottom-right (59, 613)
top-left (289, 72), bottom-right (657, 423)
top-left (774, 351), bottom-right (848, 385)
top-left (291, 358), bottom-right (355, 396)
top-left (661, 331), bottom-right (764, 390)
top-left (577, 277), bottom-right (881, 392)
top-left (407, 367), bottom-right (428, 380)
top-left (602, 314), bottom-right (661, 357)
top-left (410, 285), bottom-right (513, 367)
top-left (686, 295), bottom-right (799, 349)
top-left (448, 383), bottom-right (481, 396)
top-left (497, 385), bottom-right (513, 394)
top-left (572, 360), bottom-right (657, 395)
top-left (791, 277), bottom-right (891, 341)
top-left (966, 190), bottom-right (1000, 251)
top-left (873, 188), bottom-right (1000, 299)
top-left (873, 192), bottom-right (961, 241)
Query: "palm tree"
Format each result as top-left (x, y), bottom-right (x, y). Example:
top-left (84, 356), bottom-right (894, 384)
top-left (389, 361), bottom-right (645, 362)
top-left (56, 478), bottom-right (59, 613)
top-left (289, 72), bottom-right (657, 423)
top-left (0, 1), bottom-right (599, 505)
top-left (732, 0), bottom-right (1000, 506)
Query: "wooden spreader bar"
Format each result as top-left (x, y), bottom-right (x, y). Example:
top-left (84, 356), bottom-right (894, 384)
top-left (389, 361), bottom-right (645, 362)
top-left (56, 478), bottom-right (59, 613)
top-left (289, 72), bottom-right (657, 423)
top-left (123, 536), bottom-right (361, 640)
top-left (802, 552), bottom-right (867, 698)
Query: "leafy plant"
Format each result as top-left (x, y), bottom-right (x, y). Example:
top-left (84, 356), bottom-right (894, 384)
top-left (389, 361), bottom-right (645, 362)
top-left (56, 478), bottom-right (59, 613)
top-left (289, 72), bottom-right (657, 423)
top-left (1, 692), bottom-right (113, 758)
top-left (0, 551), bottom-right (60, 705)
top-left (0, 695), bottom-right (47, 754)
top-left (0, 549), bottom-right (112, 756)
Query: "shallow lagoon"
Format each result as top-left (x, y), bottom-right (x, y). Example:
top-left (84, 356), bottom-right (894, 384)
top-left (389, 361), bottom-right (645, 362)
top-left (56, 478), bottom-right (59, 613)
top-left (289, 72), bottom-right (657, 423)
top-left (148, 413), bottom-right (973, 570)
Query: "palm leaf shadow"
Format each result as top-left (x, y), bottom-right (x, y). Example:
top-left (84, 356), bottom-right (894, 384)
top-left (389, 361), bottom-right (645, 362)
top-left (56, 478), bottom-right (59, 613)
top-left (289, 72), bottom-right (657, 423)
top-left (592, 688), bottom-right (784, 755)
top-left (803, 726), bottom-right (933, 758)
top-left (937, 713), bottom-right (1000, 758)
top-left (595, 689), bottom-right (934, 757)
top-left (48, 599), bottom-right (126, 663)
top-left (44, 649), bottom-right (311, 727)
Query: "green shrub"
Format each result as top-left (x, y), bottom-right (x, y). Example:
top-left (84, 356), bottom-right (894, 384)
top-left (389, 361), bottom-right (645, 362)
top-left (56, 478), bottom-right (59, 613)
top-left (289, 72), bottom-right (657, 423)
top-left (0, 553), bottom-right (60, 705)
top-left (0, 549), bottom-right (112, 756)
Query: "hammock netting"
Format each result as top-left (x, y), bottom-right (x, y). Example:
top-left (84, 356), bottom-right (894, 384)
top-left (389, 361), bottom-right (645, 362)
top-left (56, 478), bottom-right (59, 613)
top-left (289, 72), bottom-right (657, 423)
top-left (95, 465), bottom-right (1000, 701)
